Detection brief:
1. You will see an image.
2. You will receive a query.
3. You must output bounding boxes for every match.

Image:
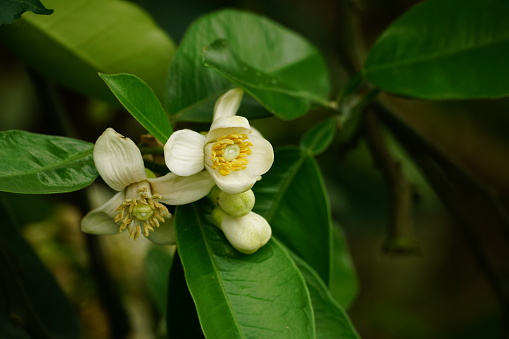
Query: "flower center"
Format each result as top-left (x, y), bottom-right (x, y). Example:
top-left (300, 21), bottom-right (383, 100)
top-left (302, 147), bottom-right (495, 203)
top-left (114, 182), bottom-right (169, 240)
top-left (211, 133), bottom-right (253, 176)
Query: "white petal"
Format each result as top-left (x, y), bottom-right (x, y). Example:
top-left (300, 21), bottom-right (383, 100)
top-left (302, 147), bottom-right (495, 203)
top-left (146, 216), bottom-right (176, 245)
top-left (206, 116), bottom-right (251, 142)
top-left (94, 128), bottom-right (146, 191)
top-left (164, 130), bottom-right (206, 176)
top-left (205, 164), bottom-right (257, 194)
top-left (249, 126), bottom-right (263, 137)
top-left (221, 212), bottom-right (272, 254)
top-left (149, 171), bottom-right (215, 205)
top-left (213, 88), bottom-right (244, 121)
top-left (244, 135), bottom-right (274, 177)
top-left (81, 191), bottom-right (125, 235)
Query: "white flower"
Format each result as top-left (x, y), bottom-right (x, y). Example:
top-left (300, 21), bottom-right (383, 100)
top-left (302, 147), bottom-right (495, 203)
top-left (212, 208), bottom-right (272, 254)
top-left (164, 89), bottom-right (274, 194)
top-left (81, 128), bottom-right (215, 244)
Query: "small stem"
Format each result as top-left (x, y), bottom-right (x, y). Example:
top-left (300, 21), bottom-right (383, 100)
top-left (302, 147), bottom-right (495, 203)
top-left (363, 110), bottom-right (421, 255)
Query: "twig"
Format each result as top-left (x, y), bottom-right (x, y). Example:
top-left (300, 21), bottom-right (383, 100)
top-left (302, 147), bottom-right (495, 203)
top-left (363, 110), bottom-right (421, 255)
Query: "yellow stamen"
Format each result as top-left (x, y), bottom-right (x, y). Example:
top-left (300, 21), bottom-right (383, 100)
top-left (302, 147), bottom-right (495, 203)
top-left (211, 134), bottom-right (253, 176)
top-left (114, 185), bottom-right (170, 240)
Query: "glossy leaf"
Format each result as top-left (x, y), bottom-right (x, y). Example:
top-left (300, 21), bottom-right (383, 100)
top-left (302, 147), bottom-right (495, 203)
top-left (203, 39), bottom-right (322, 119)
top-left (0, 0), bottom-right (53, 25)
top-left (300, 118), bottom-right (338, 155)
top-left (145, 245), bottom-right (172, 315)
top-left (0, 130), bottom-right (97, 194)
top-left (166, 9), bottom-right (330, 122)
top-left (0, 0), bottom-right (175, 101)
top-left (0, 195), bottom-right (80, 338)
top-left (175, 202), bottom-right (315, 338)
top-left (253, 147), bottom-right (332, 285)
top-left (329, 225), bottom-right (359, 310)
top-left (100, 73), bottom-right (173, 143)
top-left (290, 250), bottom-right (360, 339)
top-left (364, 0), bottom-right (509, 99)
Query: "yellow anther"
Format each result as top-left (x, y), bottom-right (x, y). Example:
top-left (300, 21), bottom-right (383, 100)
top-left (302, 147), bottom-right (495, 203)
top-left (211, 134), bottom-right (252, 176)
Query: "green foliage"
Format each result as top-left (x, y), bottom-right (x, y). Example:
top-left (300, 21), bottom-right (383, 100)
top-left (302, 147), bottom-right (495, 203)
top-left (166, 9), bottom-right (330, 122)
top-left (364, 0), bottom-right (509, 99)
top-left (0, 0), bottom-right (53, 25)
top-left (174, 202), bottom-right (315, 338)
top-left (0, 0), bottom-right (175, 101)
top-left (253, 147), bottom-right (332, 284)
top-left (329, 225), bottom-right (359, 310)
top-left (203, 39), bottom-right (324, 119)
top-left (300, 118), bottom-right (338, 155)
top-left (100, 73), bottom-right (173, 143)
top-left (291, 250), bottom-right (360, 339)
top-left (0, 130), bottom-right (97, 194)
top-left (0, 196), bottom-right (81, 338)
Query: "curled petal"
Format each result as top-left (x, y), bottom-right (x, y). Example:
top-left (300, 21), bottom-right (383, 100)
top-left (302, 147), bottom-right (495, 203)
top-left (94, 128), bottom-right (146, 191)
top-left (146, 216), bottom-right (176, 245)
top-left (81, 191), bottom-right (125, 235)
top-left (164, 130), bottom-right (206, 176)
top-left (149, 171), bottom-right (215, 205)
top-left (213, 88), bottom-right (244, 121)
top-left (244, 135), bottom-right (274, 177)
top-left (206, 116), bottom-right (251, 143)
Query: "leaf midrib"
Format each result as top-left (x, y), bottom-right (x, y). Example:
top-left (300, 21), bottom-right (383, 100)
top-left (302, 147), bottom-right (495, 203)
top-left (366, 33), bottom-right (509, 73)
top-left (0, 148), bottom-right (93, 179)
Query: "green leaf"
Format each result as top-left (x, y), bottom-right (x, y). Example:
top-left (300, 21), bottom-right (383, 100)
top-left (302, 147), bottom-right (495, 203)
top-left (0, 130), bottom-right (98, 194)
top-left (0, 0), bottom-right (175, 102)
top-left (364, 0), bottom-right (509, 99)
top-left (0, 0), bottom-right (53, 25)
top-left (253, 147), bottom-right (332, 285)
top-left (290, 250), bottom-right (360, 339)
top-left (0, 195), bottom-right (81, 338)
top-left (329, 225), bottom-right (359, 310)
top-left (166, 9), bottom-right (330, 122)
top-left (203, 39), bottom-right (323, 120)
top-left (100, 73), bottom-right (173, 143)
top-left (175, 201), bottom-right (315, 338)
top-left (145, 245), bottom-right (172, 315)
top-left (300, 118), bottom-right (338, 155)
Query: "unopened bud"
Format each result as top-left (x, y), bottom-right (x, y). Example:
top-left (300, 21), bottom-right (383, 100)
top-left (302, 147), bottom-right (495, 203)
top-left (212, 208), bottom-right (271, 254)
top-left (217, 189), bottom-right (255, 217)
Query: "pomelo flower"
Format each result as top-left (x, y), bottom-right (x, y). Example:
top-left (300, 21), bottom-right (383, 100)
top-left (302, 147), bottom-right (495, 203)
top-left (81, 128), bottom-right (214, 244)
top-left (212, 208), bottom-right (272, 254)
top-left (164, 89), bottom-right (274, 194)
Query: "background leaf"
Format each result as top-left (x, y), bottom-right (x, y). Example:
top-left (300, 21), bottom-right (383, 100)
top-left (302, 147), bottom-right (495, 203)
top-left (363, 0), bottom-right (509, 99)
top-left (0, 0), bottom-right (175, 101)
top-left (253, 147), bottom-right (332, 284)
top-left (145, 245), bottom-right (172, 315)
top-left (203, 39), bottom-right (324, 119)
top-left (175, 201), bottom-right (315, 338)
top-left (329, 225), bottom-right (359, 310)
top-left (300, 118), bottom-right (338, 155)
top-left (0, 0), bottom-right (53, 25)
top-left (166, 9), bottom-right (330, 122)
top-left (0, 130), bottom-right (97, 194)
top-left (0, 195), bottom-right (81, 339)
top-left (290, 249), bottom-right (360, 339)
top-left (100, 73), bottom-right (173, 143)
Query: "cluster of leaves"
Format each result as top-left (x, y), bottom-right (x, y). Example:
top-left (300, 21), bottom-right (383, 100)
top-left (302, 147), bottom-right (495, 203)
top-left (0, 0), bottom-right (508, 337)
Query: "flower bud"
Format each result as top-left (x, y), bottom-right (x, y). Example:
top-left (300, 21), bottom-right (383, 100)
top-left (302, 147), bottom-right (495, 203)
top-left (212, 208), bottom-right (271, 254)
top-left (217, 189), bottom-right (255, 217)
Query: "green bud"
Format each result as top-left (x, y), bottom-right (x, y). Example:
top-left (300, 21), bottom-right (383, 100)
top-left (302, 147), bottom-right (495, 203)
top-left (218, 189), bottom-right (255, 217)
